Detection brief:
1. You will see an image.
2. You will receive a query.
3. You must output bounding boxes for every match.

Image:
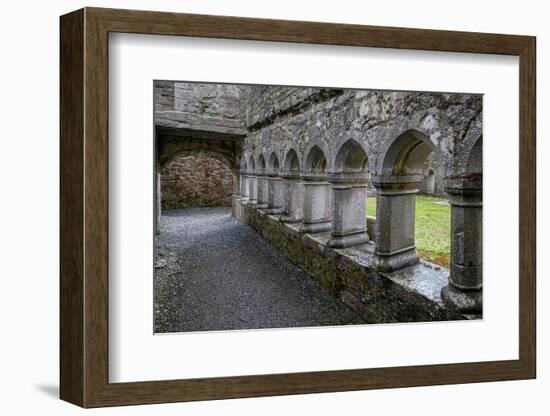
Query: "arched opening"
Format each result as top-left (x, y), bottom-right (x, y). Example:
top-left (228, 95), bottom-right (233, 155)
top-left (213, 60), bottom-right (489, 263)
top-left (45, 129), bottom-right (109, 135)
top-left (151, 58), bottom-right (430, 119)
top-left (423, 168), bottom-right (436, 194)
top-left (328, 139), bottom-right (370, 248)
top-left (381, 130), bottom-right (434, 176)
top-left (305, 145), bottom-right (327, 173)
top-left (269, 152), bottom-right (280, 173)
top-left (256, 154), bottom-right (268, 208)
top-left (266, 152), bottom-right (284, 214)
top-left (334, 139), bottom-right (369, 173)
top-left (239, 155), bottom-right (249, 202)
top-left (284, 148), bottom-right (301, 172)
top-left (280, 148), bottom-right (304, 223)
top-left (258, 154), bottom-right (266, 170)
top-left (160, 150), bottom-right (234, 210)
top-left (247, 155), bottom-right (255, 172)
top-left (373, 129), bottom-right (449, 271)
top-left (467, 136), bottom-right (482, 174)
top-left (302, 145), bottom-right (332, 233)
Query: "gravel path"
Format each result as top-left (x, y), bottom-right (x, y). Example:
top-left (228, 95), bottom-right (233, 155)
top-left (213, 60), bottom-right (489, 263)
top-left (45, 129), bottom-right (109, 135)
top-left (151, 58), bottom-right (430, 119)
top-left (154, 208), bottom-right (365, 333)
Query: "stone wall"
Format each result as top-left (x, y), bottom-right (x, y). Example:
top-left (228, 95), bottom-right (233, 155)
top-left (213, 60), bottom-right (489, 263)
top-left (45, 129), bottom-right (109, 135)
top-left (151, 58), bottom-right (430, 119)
top-left (155, 81), bottom-right (482, 178)
top-left (237, 85), bottom-right (483, 316)
top-left (161, 152), bottom-right (234, 209)
top-left (154, 81), bottom-right (248, 136)
top-left (243, 86), bottom-right (482, 178)
top-left (236, 202), bottom-right (463, 323)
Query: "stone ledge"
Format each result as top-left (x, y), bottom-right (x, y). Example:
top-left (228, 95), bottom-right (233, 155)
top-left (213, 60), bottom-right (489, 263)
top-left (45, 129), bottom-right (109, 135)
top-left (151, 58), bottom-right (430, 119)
top-left (235, 201), bottom-right (466, 323)
top-left (155, 111), bottom-right (247, 136)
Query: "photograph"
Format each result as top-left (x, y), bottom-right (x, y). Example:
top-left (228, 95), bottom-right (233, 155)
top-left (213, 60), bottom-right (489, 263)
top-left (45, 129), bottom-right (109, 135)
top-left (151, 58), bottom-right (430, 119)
top-left (49, 3), bottom-right (539, 410)
top-left (153, 81), bottom-right (483, 334)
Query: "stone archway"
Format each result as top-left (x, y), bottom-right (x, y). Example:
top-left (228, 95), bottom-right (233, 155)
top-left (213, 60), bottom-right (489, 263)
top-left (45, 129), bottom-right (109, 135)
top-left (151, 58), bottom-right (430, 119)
top-left (328, 139), bottom-right (371, 248)
top-left (372, 129), bottom-right (442, 272)
top-left (423, 168), bottom-right (436, 194)
top-left (154, 129), bottom-right (245, 230)
top-left (160, 150), bottom-right (234, 209)
top-left (302, 145), bottom-right (332, 233)
top-left (280, 148), bottom-right (303, 223)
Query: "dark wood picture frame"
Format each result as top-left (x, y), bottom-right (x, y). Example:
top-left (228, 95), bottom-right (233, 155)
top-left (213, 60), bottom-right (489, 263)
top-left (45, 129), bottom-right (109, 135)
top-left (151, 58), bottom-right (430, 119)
top-left (60, 7), bottom-right (536, 408)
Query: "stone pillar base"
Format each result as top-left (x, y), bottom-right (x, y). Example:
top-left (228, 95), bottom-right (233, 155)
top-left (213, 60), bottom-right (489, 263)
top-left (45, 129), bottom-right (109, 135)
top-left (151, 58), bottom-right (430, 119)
top-left (280, 214), bottom-right (302, 224)
top-left (266, 207), bottom-right (283, 215)
top-left (450, 264), bottom-right (482, 290)
top-left (256, 203), bottom-right (268, 209)
top-left (374, 247), bottom-right (419, 273)
top-left (441, 284), bottom-right (482, 314)
top-left (328, 230), bottom-right (369, 248)
top-left (301, 220), bottom-right (332, 233)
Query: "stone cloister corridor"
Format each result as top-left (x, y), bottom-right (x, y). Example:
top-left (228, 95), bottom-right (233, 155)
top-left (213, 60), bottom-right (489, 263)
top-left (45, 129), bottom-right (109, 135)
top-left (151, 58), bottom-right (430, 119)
top-left (154, 208), bottom-right (365, 332)
top-left (154, 81), bottom-right (483, 332)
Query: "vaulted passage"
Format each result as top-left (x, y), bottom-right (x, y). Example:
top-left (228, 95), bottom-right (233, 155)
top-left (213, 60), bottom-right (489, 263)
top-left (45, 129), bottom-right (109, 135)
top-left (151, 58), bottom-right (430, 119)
top-left (154, 208), bottom-right (366, 333)
top-left (154, 81), bottom-right (483, 328)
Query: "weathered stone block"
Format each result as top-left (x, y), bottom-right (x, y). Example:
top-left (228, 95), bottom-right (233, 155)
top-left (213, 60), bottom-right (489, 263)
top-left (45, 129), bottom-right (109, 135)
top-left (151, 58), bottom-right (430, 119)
top-left (328, 173), bottom-right (369, 248)
top-left (372, 175), bottom-right (421, 272)
top-left (302, 173), bottom-right (332, 233)
top-left (280, 174), bottom-right (304, 223)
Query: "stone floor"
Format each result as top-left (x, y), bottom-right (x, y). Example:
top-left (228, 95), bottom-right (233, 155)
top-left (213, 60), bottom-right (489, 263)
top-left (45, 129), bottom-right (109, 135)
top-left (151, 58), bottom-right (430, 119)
top-left (154, 207), bottom-right (366, 333)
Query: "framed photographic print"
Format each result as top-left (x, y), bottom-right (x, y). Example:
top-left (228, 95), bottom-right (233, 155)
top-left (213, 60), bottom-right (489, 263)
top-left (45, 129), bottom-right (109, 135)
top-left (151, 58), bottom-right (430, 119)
top-left (60, 7), bottom-right (536, 408)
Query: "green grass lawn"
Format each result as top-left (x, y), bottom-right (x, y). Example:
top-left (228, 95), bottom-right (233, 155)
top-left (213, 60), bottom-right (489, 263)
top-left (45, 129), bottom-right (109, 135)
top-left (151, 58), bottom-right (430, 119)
top-left (367, 195), bottom-right (451, 267)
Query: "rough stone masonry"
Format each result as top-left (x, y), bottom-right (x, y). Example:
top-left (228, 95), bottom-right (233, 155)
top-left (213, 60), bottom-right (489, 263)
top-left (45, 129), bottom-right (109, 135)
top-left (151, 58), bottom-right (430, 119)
top-left (161, 152), bottom-right (234, 209)
top-left (154, 80), bottom-right (483, 323)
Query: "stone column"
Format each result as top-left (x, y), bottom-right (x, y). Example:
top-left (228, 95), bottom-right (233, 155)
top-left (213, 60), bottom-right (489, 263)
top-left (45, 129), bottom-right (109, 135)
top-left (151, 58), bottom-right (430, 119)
top-left (247, 170), bottom-right (258, 205)
top-left (231, 170), bottom-right (242, 217)
top-left (371, 175), bottom-right (421, 272)
top-left (328, 173), bottom-right (369, 248)
top-left (280, 171), bottom-right (304, 223)
top-left (155, 171), bottom-right (161, 231)
top-left (240, 171), bottom-right (249, 203)
top-left (266, 171), bottom-right (284, 214)
top-left (301, 172), bottom-right (332, 233)
top-left (233, 170), bottom-right (241, 196)
top-left (441, 177), bottom-right (482, 314)
top-left (256, 169), bottom-right (269, 209)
